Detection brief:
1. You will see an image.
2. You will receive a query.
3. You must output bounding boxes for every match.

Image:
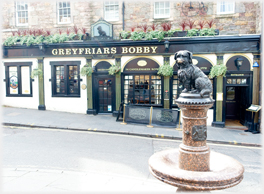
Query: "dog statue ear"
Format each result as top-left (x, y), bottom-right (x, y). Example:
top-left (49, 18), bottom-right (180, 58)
top-left (174, 52), bottom-right (178, 61)
top-left (187, 51), bottom-right (193, 63)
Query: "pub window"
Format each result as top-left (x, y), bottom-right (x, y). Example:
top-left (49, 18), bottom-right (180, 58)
top-left (124, 75), bottom-right (162, 105)
top-left (57, 1), bottom-right (71, 24)
top-left (51, 61), bottom-right (80, 97)
top-left (104, 1), bottom-right (119, 21)
top-left (154, 1), bottom-right (170, 19)
top-left (4, 62), bottom-right (32, 97)
top-left (217, 1), bottom-right (235, 14)
top-left (16, 1), bottom-right (28, 26)
top-left (172, 75), bottom-right (214, 106)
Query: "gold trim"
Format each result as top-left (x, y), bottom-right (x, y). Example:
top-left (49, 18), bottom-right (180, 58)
top-left (121, 56), bottom-right (162, 72)
top-left (93, 59), bottom-right (114, 67)
top-left (224, 53), bottom-right (253, 70)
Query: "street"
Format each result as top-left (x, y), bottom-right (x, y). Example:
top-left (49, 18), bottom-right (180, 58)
top-left (2, 126), bottom-right (262, 192)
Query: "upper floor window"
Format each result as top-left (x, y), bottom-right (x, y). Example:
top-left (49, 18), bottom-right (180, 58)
top-left (16, 1), bottom-right (28, 26)
top-left (154, 1), bottom-right (170, 19)
top-left (104, 1), bottom-right (119, 21)
top-left (217, 1), bottom-right (235, 14)
top-left (57, 1), bottom-right (71, 24)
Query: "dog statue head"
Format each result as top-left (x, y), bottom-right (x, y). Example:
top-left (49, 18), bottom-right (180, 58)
top-left (174, 50), bottom-right (193, 68)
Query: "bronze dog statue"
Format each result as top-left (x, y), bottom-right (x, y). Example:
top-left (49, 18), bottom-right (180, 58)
top-left (174, 50), bottom-right (212, 98)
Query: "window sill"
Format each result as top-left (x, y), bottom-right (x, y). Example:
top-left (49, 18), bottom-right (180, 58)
top-left (52, 94), bottom-right (80, 98)
top-left (215, 13), bottom-right (239, 18)
top-left (6, 94), bottom-right (32, 97)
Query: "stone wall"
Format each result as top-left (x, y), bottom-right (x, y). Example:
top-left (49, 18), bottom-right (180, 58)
top-left (2, 1), bottom-right (262, 40)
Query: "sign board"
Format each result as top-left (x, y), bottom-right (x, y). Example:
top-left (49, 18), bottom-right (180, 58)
top-left (91, 18), bottom-right (113, 40)
top-left (246, 105), bottom-right (261, 112)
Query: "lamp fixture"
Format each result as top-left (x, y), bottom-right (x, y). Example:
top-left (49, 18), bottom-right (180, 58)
top-left (235, 57), bottom-right (243, 70)
top-left (164, 40), bottom-right (170, 52)
top-left (38, 43), bottom-right (45, 52)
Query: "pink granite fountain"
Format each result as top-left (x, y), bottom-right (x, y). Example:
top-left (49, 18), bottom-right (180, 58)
top-left (148, 50), bottom-right (244, 192)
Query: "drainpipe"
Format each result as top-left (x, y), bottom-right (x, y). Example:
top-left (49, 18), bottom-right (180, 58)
top-left (122, 2), bottom-right (125, 30)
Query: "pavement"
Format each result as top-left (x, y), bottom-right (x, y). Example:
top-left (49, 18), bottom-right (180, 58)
top-left (1, 106), bottom-right (262, 147)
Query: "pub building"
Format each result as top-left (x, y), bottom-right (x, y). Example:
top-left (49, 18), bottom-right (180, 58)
top-left (2, 34), bottom-right (261, 129)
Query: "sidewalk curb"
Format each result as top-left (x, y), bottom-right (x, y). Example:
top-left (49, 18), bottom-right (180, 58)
top-left (2, 122), bottom-right (262, 148)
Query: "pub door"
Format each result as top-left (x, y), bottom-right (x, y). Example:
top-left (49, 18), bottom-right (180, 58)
top-left (94, 75), bottom-right (115, 114)
top-left (226, 86), bottom-right (248, 124)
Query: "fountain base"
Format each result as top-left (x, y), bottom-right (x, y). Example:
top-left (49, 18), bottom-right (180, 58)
top-left (149, 149), bottom-right (244, 191)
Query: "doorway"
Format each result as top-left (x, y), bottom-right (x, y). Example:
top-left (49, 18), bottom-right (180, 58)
top-left (226, 86), bottom-right (248, 125)
top-left (94, 76), bottom-right (115, 114)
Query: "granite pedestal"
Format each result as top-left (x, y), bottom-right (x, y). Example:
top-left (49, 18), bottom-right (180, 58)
top-left (149, 93), bottom-right (244, 192)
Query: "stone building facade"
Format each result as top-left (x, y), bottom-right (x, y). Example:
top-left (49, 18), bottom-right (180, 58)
top-left (2, 1), bottom-right (262, 40)
top-left (1, 1), bottom-right (262, 131)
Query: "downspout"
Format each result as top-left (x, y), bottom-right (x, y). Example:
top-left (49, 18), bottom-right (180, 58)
top-left (122, 2), bottom-right (125, 30)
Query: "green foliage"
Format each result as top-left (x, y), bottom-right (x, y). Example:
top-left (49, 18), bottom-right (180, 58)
top-left (120, 31), bottom-right (130, 39)
top-left (187, 29), bottom-right (199, 37)
top-left (157, 62), bottom-right (173, 77)
top-left (34, 35), bottom-right (44, 44)
top-left (3, 36), bottom-right (20, 46)
top-left (199, 28), bottom-right (216, 36)
top-left (166, 29), bottom-right (176, 37)
top-left (80, 63), bottom-right (93, 77)
top-left (145, 32), bottom-right (153, 40)
top-left (209, 64), bottom-right (227, 78)
top-left (31, 68), bottom-right (43, 79)
top-left (26, 35), bottom-right (35, 46)
top-left (130, 31), bottom-right (145, 41)
top-left (108, 64), bottom-right (121, 75)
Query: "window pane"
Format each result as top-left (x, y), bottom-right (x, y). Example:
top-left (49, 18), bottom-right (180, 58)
top-left (55, 66), bottom-right (65, 94)
top-left (68, 65), bottom-right (78, 94)
top-left (9, 66), bottom-right (18, 94)
top-left (21, 66), bottom-right (30, 94)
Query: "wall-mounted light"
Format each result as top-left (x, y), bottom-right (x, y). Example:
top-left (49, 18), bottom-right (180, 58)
top-left (38, 43), bottom-right (45, 52)
top-left (164, 40), bottom-right (170, 52)
top-left (235, 57), bottom-right (243, 70)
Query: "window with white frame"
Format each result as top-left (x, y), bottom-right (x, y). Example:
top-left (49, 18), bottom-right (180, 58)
top-left (217, 1), bottom-right (235, 14)
top-left (104, 1), bottom-right (119, 21)
top-left (57, 2), bottom-right (71, 24)
top-left (16, 1), bottom-right (28, 26)
top-left (154, 1), bottom-right (170, 19)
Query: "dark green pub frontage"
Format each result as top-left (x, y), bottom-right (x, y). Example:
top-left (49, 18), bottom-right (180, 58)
top-left (2, 35), bottom-right (261, 129)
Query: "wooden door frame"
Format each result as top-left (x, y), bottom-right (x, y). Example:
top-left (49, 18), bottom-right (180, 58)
top-left (93, 73), bottom-right (116, 114)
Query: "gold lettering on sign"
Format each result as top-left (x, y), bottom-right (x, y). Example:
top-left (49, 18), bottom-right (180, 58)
top-left (65, 49), bottom-right (71, 55)
top-left (96, 48), bottom-right (102, 54)
top-left (79, 48), bottom-right (84, 55)
top-left (52, 49), bottom-right (58, 55)
top-left (85, 48), bottom-right (91, 54)
top-left (151, 46), bottom-right (158, 53)
top-left (122, 47), bottom-right (128, 54)
top-left (231, 74), bottom-right (244, 76)
top-left (144, 47), bottom-right (150, 53)
top-left (111, 47), bottom-right (117, 54)
top-left (136, 47), bottom-right (142, 53)
top-left (129, 47), bottom-right (136, 54)
top-left (104, 48), bottom-right (110, 54)
top-left (200, 67), bottom-right (207, 70)
top-left (51, 46), bottom-right (161, 56)
top-left (59, 49), bottom-right (65, 55)
top-left (72, 48), bottom-right (78, 55)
